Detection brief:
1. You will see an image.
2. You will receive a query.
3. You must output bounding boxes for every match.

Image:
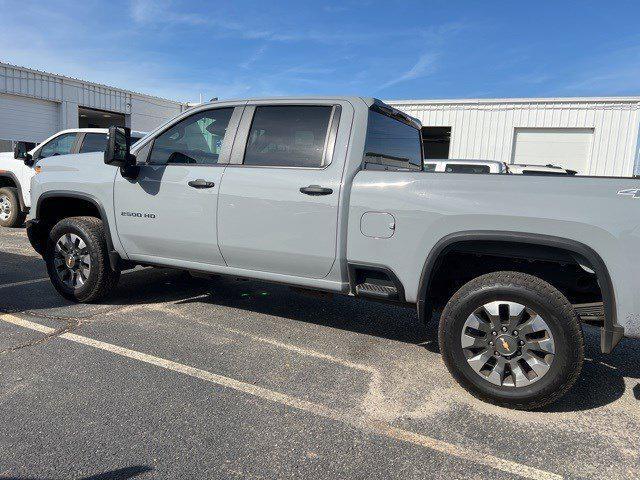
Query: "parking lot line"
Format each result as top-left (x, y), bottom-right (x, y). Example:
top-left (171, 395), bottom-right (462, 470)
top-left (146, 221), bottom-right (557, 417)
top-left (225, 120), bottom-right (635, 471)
top-left (0, 313), bottom-right (562, 480)
top-left (0, 277), bottom-right (50, 290)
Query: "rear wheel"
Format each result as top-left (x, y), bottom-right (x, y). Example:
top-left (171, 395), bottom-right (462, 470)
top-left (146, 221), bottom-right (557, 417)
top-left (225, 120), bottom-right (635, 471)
top-left (439, 271), bottom-right (584, 410)
top-left (45, 216), bottom-right (120, 302)
top-left (0, 187), bottom-right (25, 228)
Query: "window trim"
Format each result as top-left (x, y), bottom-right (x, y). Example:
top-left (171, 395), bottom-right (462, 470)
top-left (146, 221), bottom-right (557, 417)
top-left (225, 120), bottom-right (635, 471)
top-left (143, 106), bottom-right (243, 167)
top-left (229, 104), bottom-right (341, 170)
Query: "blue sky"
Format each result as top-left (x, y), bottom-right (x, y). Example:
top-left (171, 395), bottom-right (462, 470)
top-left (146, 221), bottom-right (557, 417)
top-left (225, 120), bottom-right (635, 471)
top-left (1, 0), bottom-right (639, 103)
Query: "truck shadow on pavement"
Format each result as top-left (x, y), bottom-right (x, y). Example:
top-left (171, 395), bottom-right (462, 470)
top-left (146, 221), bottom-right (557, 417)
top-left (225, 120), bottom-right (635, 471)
top-left (174, 275), bottom-right (640, 413)
top-left (0, 464), bottom-right (152, 480)
top-left (1, 248), bottom-right (638, 413)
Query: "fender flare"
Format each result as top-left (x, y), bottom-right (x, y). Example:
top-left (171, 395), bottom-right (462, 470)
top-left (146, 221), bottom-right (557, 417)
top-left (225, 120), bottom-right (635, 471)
top-left (0, 172), bottom-right (26, 212)
top-left (417, 230), bottom-right (623, 354)
top-left (34, 191), bottom-right (120, 270)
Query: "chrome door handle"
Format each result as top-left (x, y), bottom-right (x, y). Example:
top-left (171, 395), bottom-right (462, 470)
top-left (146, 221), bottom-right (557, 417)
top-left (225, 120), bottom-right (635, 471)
top-left (299, 185), bottom-right (333, 196)
top-left (188, 179), bottom-right (215, 189)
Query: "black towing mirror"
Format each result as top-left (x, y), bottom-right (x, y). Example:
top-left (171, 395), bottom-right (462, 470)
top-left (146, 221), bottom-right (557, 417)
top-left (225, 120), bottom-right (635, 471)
top-left (104, 126), bottom-right (137, 178)
top-left (14, 141), bottom-right (34, 166)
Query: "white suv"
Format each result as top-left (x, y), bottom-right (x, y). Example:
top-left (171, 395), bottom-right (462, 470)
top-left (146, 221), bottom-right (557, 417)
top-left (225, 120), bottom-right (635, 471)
top-left (0, 128), bottom-right (145, 227)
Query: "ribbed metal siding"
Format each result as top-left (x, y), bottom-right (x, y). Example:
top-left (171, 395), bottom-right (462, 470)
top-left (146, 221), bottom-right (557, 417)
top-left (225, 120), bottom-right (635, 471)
top-left (390, 100), bottom-right (640, 177)
top-left (76, 83), bottom-right (130, 113)
top-left (0, 64), bottom-right (130, 114)
top-left (0, 93), bottom-right (59, 142)
top-left (0, 65), bottom-right (63, 102)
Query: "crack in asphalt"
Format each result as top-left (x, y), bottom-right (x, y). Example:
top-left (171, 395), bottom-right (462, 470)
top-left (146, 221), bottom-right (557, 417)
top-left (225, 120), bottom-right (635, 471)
top-left (0, 304), bottom-right (129, 356)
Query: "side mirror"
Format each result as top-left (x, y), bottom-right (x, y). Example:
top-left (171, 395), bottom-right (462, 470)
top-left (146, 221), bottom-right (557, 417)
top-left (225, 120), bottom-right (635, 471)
top-left (104, 126), bottom-right (135, 167)
top-left (14, 142), bottom-right (34, 166)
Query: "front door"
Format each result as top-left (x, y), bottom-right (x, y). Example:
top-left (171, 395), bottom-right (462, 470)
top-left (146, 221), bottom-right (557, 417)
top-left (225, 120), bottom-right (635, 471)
top-left (217, 102), bottom-right (348, 279)
top-left (114, 106), bottom-right (239, 266)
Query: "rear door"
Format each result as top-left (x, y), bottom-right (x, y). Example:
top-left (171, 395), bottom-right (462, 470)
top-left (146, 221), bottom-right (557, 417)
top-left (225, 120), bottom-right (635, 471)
top-left (114, 106), bottom-right (242, 266)
top-left (217, 100), bottom-right (349, 278)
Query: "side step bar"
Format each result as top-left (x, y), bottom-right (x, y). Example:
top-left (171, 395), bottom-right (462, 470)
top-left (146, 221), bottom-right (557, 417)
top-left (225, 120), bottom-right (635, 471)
top-left (355, 282), bottom-right (399, 300)
top-left (574, 302), bottom-right (605, 323)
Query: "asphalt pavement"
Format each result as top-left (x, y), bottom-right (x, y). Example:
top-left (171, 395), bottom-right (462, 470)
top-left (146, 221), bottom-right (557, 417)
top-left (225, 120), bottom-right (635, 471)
top-left (0, 226), bottom-right (639, 479)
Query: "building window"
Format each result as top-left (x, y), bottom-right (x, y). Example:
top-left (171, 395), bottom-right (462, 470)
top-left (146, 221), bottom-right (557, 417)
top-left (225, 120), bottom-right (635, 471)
top-left (422, 126), bottom-right (451, 159)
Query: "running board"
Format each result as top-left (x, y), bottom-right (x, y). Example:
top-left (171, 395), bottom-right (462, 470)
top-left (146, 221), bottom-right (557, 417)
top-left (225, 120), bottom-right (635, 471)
top-left (574, 302), bottom-right (605, 323)
top-left (355, 282), bottom-right (399, 300)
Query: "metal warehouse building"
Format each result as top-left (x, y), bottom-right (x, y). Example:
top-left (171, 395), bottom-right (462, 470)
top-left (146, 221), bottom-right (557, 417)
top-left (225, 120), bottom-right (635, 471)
top-left (0, 62), bottom-right (187, 152)
top-left (389, 97), bottom-right (640, 177)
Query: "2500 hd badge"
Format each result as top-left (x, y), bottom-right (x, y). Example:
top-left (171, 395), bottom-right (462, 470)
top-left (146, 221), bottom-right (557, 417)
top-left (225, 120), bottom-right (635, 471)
top-left (121, 211), bottom-right (156, 219)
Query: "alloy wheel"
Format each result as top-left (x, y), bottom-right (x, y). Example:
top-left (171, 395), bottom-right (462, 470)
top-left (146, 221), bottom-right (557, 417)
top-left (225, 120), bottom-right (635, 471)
top-left (53, 233), bottom-right (92, 289)
top-left (460, 301), bottom-right (555, 387)
top-left (0, 194), bottom-right (11, 222)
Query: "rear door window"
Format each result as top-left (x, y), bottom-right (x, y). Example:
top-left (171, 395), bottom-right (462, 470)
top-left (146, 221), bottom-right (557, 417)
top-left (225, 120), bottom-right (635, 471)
top-left (79, 133), bottom-right (108, 153)
top-left (243, 106), bottom-right (333, 168)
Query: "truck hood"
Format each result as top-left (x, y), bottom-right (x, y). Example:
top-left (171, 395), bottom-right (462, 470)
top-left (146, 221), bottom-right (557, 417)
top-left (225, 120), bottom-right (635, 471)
top-left (0, 150), bottom-right (21, 171)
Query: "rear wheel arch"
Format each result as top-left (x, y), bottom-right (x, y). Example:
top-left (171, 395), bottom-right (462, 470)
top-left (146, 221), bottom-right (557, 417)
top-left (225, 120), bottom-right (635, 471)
top-left (417, 231), bottom-right (620, 353)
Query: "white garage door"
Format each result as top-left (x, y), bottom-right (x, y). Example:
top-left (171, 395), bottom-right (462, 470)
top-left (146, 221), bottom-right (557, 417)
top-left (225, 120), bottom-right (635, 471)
top-left (512, 128), bottom-right (593, 175)
top-left (0, 93), bottom-right (60, 143)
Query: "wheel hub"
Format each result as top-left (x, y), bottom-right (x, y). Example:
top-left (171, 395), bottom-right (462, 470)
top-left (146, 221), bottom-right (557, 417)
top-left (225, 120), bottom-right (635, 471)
top-left (495, 334), bottom-right (518, 356)
top-left (460, 300), bottom-right (556, 387)
top-left (65, 255), bottom-right (77, 269)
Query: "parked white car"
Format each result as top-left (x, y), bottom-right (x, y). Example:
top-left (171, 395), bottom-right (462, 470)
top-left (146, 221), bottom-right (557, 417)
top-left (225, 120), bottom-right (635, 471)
top-left (0, 128), bottom-right (145, 227)
top-left (424, 158), bottom-right (577, 175)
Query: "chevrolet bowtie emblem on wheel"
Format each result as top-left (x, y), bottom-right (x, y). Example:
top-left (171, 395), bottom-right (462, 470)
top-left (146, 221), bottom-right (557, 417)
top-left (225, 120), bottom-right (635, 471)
top-left (617, 188), bottom-right (640, 198)
top-left (500, 338), bottom-right (510, 350)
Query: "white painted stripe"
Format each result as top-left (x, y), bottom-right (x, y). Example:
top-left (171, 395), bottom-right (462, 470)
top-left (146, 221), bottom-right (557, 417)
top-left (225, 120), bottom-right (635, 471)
top-left (0, 313), bottom-right (562, 480)
top-left (0, 277), bottom-right (49, 290)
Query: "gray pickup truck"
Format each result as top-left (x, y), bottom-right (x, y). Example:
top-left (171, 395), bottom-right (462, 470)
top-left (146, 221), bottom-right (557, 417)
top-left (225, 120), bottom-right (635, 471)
top-left (26, 97), bottom-right (639, 409)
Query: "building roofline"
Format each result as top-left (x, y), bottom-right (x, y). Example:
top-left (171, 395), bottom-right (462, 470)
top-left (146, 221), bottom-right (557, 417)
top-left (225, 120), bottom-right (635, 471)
top-left (386, 96), bottom-right (640, 105)
top-left (0, 61), bottom-right (187, 106)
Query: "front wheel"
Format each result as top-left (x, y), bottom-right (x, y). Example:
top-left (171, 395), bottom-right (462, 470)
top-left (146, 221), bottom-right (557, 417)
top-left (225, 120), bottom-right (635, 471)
top-left (45, 216), bottom-right (120, 303)
top-left (439, 271), bottom-right (584, 410)
top-left (0, 187), bottom-right (26, 228)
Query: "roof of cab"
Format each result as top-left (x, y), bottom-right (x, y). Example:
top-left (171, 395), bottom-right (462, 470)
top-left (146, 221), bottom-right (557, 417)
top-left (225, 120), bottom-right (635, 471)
top-left (192, 96), bottom-right (421, 129)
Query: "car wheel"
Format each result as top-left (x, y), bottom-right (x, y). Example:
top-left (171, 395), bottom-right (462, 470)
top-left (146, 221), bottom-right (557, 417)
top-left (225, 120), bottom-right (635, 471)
top-left (45, 216), bottom-right (120, 303)
top-left (0, 187), bottom-right (26, 228)
top-left (439, 271), bottom-right (584, 410)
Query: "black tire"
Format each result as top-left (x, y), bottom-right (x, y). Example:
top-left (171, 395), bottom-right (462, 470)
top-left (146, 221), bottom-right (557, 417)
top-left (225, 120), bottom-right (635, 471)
top-left (0, 187), bottom-right (26, 228)
top-left (45, 216), bottom-right (120, 303)
top-left (439, 271), bottom-right (584, 410)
